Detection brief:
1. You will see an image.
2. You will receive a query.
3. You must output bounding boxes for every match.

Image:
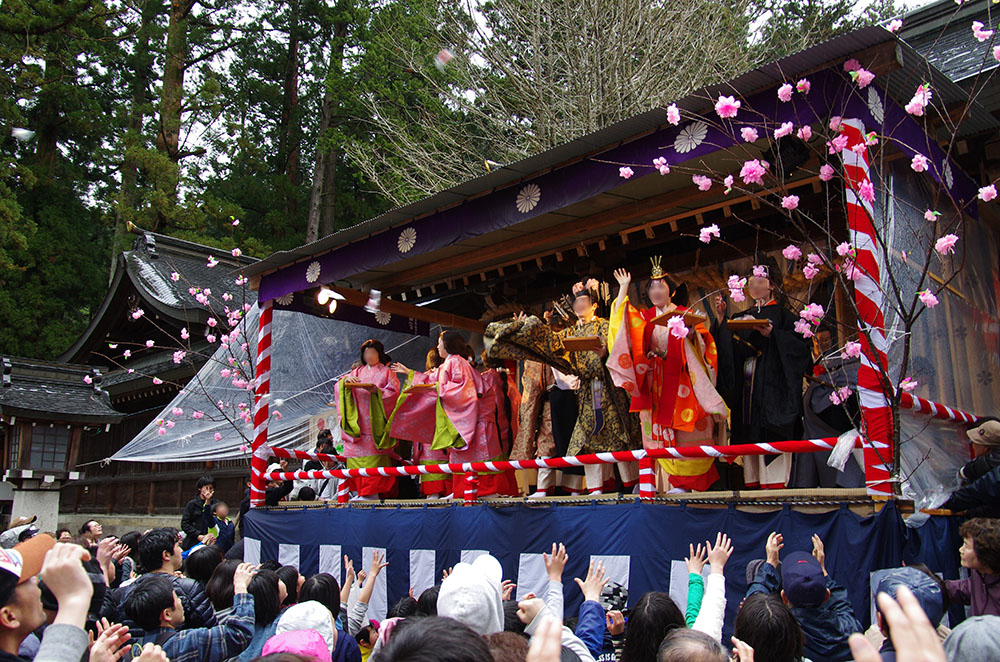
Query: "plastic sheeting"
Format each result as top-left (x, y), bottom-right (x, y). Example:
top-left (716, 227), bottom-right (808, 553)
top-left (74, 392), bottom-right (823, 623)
top-left (883, 162), bottom-right (1000, 415)
top-left (112, 305), bottom-right (434, 463)
top-left (879, 163), bottom-right (993, 510)
top-left (899, 408), bottom-right (972, 511)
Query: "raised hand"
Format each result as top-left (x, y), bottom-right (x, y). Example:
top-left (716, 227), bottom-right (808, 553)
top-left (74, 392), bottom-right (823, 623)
top-left (573, 560), bottom-right (608, 603)
top-left (706, 532), bottom-right (733, 573)
top-left (543, 543), bottom-right (569, 581)
top-left (41, 543), bottom-right (93, 623)
top-left (685, 542), bottom-right (707, 575)
top-left (343, 555), bottom-right (356, 584)
top-left (90, 619), bottom-right (131, 662)
top-left (606, 610), bottom-right (625, 636)
top-left (516, 596), bottom-right (545, 625)
top-left (233, 562), bottom-right (255, 594)
top-left (614, 269), bottom-right (631, 287)
top-left (811, 534), bottom-right (827, 575)
top-left (847, 586), bottom-right (945, 662)
top-left (731, 636), bottom-right (755, 662)
top-left (135, 643), bottom-right (170, 662)
top-left (765, 532), bottom-right (783, 567)
top-left (526, 616), bottom-right (562, 662)
top-left (96, 537), bottom-right (118, 569)
top-left (341, 555), bottom-right (355, 604)
top-left (112, 544), bottom-right (131, 563)
top-left (501, 580), bottom-right (517, 601)
top-left (369, 549), bottom-right (389, 576)
top-left (714, 294), bottom-right (727, 316)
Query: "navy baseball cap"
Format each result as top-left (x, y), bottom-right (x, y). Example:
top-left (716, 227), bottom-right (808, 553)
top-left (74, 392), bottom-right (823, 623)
top-left (781, 551), bottom-right (828, 607)
top-left (876, 567), bottom-right (944, 627)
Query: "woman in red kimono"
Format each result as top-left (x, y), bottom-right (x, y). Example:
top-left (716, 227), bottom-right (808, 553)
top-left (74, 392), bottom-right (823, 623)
top-left (337, 339), bottom-right (401, 501)
top-left (478, 355), bottom-right (519, 496)
top-left (607, 258), bottom-right (729, 493)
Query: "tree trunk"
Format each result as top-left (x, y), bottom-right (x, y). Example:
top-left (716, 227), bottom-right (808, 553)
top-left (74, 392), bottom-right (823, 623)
top-left (113, 0), bottom-right (158, 283)
top-left (156, 0), bottom-right (195, 227)
top-left (281, 0), bottom-right (302, 225)
top-left (306, 20), bottom-right (348, 242)
top-left (33, 0), bottom-right (68, 179)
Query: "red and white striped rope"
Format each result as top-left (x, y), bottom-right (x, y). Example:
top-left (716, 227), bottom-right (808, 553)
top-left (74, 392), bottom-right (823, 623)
top-left (261, 436), bottom-right (868, 482)
top-left (249, 300), bottom-right (274, 508)
top-left (899, 393), bottom-right (978, 424)
top-left (269, 447), bottom-right (348, 463)
top-left (841, 118), bottom-right (894, 496)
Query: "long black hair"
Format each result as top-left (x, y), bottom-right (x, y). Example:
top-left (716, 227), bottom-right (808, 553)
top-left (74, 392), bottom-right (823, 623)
top-left (360, 339), bottom-right (390, 365)
top-left (275, 565), bottom-right (300, 606)
top-left (298, 572), bottom-right (341, 616)
top-left (183, 545), bottom-right (224, 586)
top-left (205, 559), bottom-right (240, 611)
top-left (643, 274), bottom-right (688, 308)
top-left (572, 279), bottom-right (606, 319)
top-left (247, 569), bottom-right (283, 627)
top-left (733, 593), bottom-right (804, 662)
top-left (439, 330), bottom-right (467, 357)
top-left (416, 585), bottom-right (439, 616)
top-left (620, 592), bottom-right (685, 662)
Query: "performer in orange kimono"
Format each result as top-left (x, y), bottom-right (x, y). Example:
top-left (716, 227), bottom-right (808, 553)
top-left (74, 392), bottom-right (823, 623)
top-left (607, 258), bottom-right (729, 493)
top-left (337, 339), bottom-right (401, 500)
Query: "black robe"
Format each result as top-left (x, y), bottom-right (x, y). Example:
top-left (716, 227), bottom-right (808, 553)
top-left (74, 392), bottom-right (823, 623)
top-left (712, 302), bottom-right (812, 446)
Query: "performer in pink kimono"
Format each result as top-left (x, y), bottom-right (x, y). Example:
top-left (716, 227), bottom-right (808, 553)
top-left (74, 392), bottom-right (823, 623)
top-left (390, 331), bottom-right (483, 499)
top-left (389, 348), bottom-right (450, 498)
top-left (337, 339), bottom-right (401, 500)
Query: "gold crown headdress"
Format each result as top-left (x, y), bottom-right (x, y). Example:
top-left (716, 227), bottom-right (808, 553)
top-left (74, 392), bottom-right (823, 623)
top-left (650, 256), bottom-right (666, 280)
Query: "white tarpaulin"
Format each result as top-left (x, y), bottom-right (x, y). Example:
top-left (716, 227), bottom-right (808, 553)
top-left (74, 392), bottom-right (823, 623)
top-left (112, 305), bottom-right (432, 462)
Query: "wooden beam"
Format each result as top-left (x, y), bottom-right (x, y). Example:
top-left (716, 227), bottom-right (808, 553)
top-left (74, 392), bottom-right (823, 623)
top-left (330, 285), bottom-right (487, 334)
top-left (373, 184), bottom-right (715, 290)
top-left (630, 175), bottom-right (821, 237)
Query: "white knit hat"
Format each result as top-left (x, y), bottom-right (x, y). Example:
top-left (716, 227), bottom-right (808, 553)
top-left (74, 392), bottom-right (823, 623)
top-left (436, 554), bottom-right (504, 635)
top-left (275, 600), bottom-right (336, 652)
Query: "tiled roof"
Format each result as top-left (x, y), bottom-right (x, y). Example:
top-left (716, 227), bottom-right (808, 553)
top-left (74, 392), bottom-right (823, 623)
top-left (0, 357), bottom-right (122, 422)
top-left (123, 232), bottom-right (259, 320)
top-left (900, 0), bottom-right (998, 84)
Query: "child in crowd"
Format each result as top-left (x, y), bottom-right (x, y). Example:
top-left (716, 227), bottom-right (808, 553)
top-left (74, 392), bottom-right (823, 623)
top-left (207, 501), bottom-right (236, 553)
top-left (746, 532), bottom-right (861, 662)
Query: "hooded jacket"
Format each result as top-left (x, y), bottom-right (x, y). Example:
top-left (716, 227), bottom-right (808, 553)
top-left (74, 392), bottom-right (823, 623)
top-left (101, 572), bottom-right (218, 633)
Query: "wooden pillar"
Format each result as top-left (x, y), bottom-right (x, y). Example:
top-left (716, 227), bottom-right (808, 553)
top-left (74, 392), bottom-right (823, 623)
top-left (147, 479), bottom-right (156, 516)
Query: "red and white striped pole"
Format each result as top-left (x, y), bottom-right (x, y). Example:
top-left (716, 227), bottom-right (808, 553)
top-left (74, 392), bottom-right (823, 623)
top-left (638, 457), bottom-right (656, 500)
top-left (840, 118), bottom-right (894, 496)
top-left (250, 300), bottom-right (274, 508)
top-left (336, 480), bottom-right (350, 504)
